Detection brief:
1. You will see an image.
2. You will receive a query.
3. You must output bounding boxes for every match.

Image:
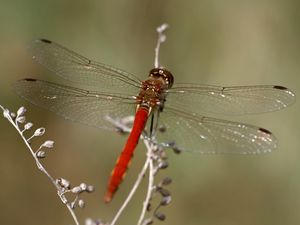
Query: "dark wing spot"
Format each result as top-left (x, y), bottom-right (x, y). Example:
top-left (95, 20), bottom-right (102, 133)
top-left (273, 85), bottom-right (288, 90)
top-left (259, 128), bottom-right (272, 135)
top-left (39, 38), bottom-right (52, 44)
top-left (24, 78), bottom-right (37, 82)
top-left (158, 125), bottom-right (167, 133)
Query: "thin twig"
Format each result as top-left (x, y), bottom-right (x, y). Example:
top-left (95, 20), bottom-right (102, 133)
top-left (110, 144), bottom-right (151, 225)
top-left (0, 105), bottom-right (80, 225)
top-left (137, 140), bottom-right (155, 225)
top-left (154, 23), bottom-right (169, 68)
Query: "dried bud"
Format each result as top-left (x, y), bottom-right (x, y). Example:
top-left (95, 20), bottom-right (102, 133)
top-left (86, 185), bottom-right (95, 193)
top-left (142, 218), bottom-right (153, 225)
top-left (10, 112), bottom-right (16, 118)
top-left (17, 106), bottom-right (26, 117)
top-left (85, 218), bottom-right (106, 225)
top-left (158, 161), bottom-right (168, 169)
top-left (151, 144), bottom-right (160, 153)
top-left (58, 178), bottom-right (70, 188)
top-left (34, 127), bottom-right (45, 136)
top-left (154, 211), bottom-right (166, 221)
top-left (71, 186), bottom-right (82, 194)
top-left (161, 177), bottom-right (172, 186)
top-left (157, 23), bottom-right (169, 33)
top-left (78, 199), bottom-right (85, 208)
top-left (79, 183), bottom-right (87, 191)
top-left (3, 109), bottom-right (10, 119)
top-left (160, 196), bottom-right (172, 206)
top-left (158, 150), bottom-right (168, 160)
top-left (85, 218), bottom-right (100, 225)
top-left (158, 188), bottom-right (170, 197)
top-left (36, 150), bottom-right (46, 158)
top-left (41, 140), bottom-right (54, 149)
top-left (172, 146), bottom-right (182, 154)
top-left (85, 218), bottom-right (95, 225)
top-left (16, 116), bottom-right (26, 123)
top-left (24, 122), bottom-right (33, 130)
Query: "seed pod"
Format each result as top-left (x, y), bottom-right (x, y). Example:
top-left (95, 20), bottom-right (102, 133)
top-left (59, 178), bottom-right (71, 188)
top-left (41, 140), bottom-right (54, 149)
top-left (24, 122), bottom-right (33, 130)
top-left (87, 185), bottom-right (95, 193)
top-left (161, 177), bottom-right (172, 186)
top-left (36, 150), bottom-right (46, 158)
top-left (158, 161), bottom-right (168, 169)
top-left (16, 116), bottom-right (26, 123)
top-left (80, 183), bottom-right (87, 191)
top-left (154, 211), bottom-right (166, 221)
top-left (142, 218), bottom-right (153, 225)
top-left (17, 106), bottom-right (26, 117)
top-left (161, 196), bottom-right (172, 206)
top-left (158, 188), bottom-right (170, 197)
top-left (3, 109), bottom-right (10, 119)
top-left (71, 186), bottom-right (82, 194)
top-left (34, 128), bottom-right (45, 136)
top-left (78, 199), bottom-right (85, 208)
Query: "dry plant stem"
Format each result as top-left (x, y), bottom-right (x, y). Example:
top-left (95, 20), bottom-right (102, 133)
top-left (0, 105), bottom-right (80, 225)
top-left (0, 105), bottom-right (5, 114)
top-left (137, 140), bottom-right (155, 225)
top-left (154, 23), bottom-right (169, 68)
top-left (110, 138), bottom-right (153, 225)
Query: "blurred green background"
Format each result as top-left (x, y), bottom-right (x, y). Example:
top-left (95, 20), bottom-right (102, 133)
top-left (0, 0), bottom-right (299, 225)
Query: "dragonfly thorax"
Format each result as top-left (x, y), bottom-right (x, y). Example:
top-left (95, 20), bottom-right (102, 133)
top-left (148, 68), bottom-right (174, 89)
top-left (136, 68), bottom-right (173, 109)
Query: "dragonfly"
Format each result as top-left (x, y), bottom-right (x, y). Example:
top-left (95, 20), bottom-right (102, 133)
top-left (13, 39), bottom-right (295, 203)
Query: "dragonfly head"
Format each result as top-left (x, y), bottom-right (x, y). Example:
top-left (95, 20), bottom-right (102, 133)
top-left (149, 68), bottom-right (174, 88)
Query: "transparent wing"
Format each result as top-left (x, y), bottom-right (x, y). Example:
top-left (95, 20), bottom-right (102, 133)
top-left (13, 79), bottom-right (137, 131)
top-left (29, 39), bottom-right (142, 94)
top-left (154, 107), bottom-right (277, 154)
top-left (166, 84), bottom-right (295, 115)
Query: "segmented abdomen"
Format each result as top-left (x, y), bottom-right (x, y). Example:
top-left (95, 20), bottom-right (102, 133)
top-left (104, 107), bottom-right (149, 203)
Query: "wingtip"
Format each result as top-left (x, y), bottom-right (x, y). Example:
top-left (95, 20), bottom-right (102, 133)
top-left (258, 127), bottom-right (272, 135)
top-left (273, 85), bottom-right (288, 90)
top-left (24, 78), bottom-right (37, 82)
top-left (39, 38), bottom-right (52, 44)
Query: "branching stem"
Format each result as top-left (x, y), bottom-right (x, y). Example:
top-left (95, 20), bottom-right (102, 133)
top-left (137, 140), bottom-right (155, 225)
top-left (0, 105), bottom-right (80, 225)
top-left (110, 138), bottom-right (152, 225)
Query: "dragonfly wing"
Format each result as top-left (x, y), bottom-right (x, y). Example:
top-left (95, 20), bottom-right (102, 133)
top-left (166, 84), bottom-right (295, 115)
top-left (154, 107), bottom-right (277, 154)
top-left (29, 39), bottom-right (142, 94)
top-left (13, 79), bottom-right (136, 131)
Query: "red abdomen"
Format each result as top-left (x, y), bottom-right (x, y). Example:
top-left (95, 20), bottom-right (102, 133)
top-left (104, 107), bottom-right (149, 203)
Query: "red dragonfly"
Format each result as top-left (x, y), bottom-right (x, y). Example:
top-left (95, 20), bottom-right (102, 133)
top-left (13, 39), bottom-right (295, 203)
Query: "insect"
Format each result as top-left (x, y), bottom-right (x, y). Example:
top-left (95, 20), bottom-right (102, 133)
top-left (13, 38), bottom-right (295, 203)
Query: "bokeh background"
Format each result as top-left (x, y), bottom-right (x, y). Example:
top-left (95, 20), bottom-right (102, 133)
top-left (0, 1), bottom-right (299, 225)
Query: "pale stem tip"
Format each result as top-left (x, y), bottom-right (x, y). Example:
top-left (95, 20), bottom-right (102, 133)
top-left (154, 23), bottom-right (169, 68)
